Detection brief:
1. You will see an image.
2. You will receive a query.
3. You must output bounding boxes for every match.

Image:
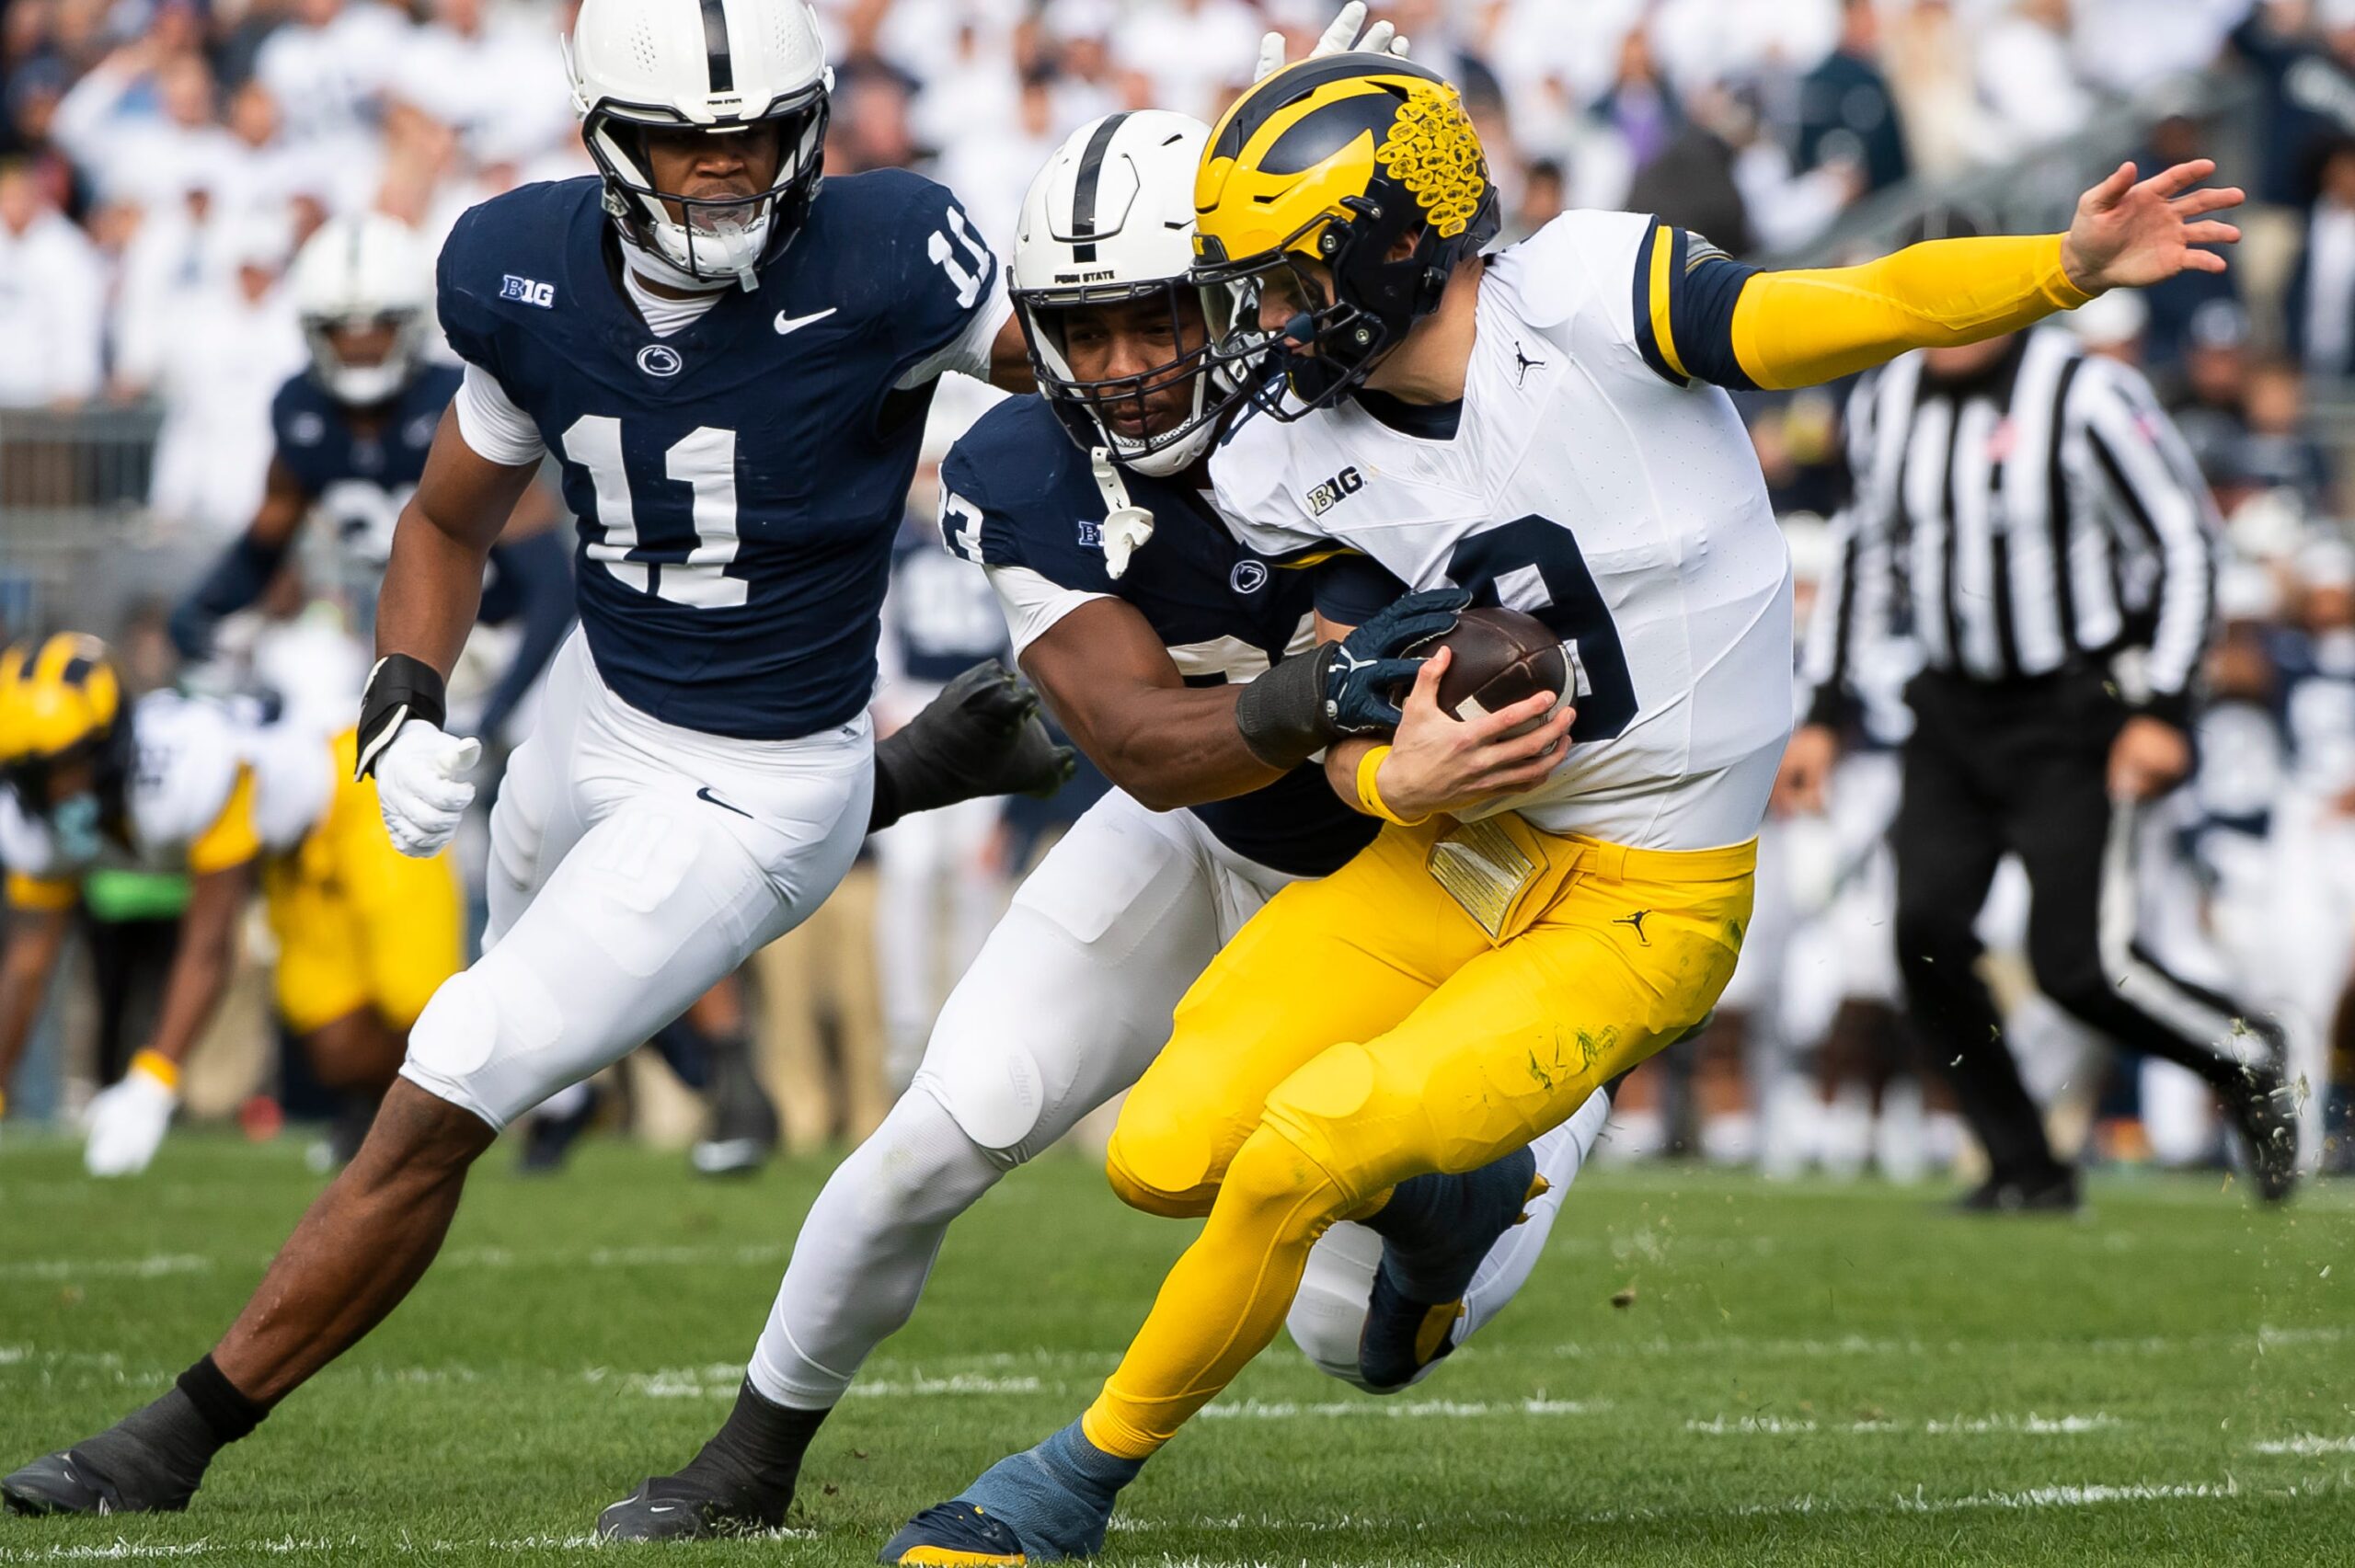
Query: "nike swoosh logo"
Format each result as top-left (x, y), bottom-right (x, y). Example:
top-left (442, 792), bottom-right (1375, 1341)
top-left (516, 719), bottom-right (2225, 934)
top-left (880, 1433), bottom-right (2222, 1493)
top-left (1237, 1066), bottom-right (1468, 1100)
top-left (695, 786), bottom-right (752, 819)
top-left (773, 307), bottom-right (837, 336)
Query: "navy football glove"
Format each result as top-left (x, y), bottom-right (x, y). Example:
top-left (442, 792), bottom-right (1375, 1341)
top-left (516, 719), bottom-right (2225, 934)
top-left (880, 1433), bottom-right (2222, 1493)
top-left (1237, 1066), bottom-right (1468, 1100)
top-left (1234, 586), bottom-right (1469, 767)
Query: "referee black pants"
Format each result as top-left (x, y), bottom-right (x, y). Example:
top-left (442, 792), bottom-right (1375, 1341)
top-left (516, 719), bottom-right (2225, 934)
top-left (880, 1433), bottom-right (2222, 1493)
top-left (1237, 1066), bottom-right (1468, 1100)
top-left (1890, 667), bottom-right (2269, 1178)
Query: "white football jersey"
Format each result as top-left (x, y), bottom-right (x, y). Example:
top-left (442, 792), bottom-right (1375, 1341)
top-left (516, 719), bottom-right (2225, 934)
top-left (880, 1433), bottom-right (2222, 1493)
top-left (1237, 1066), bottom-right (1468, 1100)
top-left (0, 691), bottom-right (330, 884)
top-left (1210, 212), bottom-right (1794, 852)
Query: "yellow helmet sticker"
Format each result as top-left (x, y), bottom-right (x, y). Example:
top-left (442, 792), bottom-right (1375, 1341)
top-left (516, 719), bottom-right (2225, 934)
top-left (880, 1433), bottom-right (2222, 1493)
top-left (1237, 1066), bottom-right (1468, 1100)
top-left (1373, 80), bottom-right (1486, 240)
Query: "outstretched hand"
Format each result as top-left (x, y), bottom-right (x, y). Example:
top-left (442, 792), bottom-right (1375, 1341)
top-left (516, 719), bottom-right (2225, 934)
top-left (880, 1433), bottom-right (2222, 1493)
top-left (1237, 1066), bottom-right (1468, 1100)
top-left (2060, 159), bottom-right (2243, 294)
top-left (1252, 1), bottom-right (1409, 83)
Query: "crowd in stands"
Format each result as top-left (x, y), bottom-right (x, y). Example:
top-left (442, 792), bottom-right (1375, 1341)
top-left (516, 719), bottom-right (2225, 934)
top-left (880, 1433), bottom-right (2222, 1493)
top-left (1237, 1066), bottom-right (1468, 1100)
top-left (3, 0), bottom-right (2354, 1176)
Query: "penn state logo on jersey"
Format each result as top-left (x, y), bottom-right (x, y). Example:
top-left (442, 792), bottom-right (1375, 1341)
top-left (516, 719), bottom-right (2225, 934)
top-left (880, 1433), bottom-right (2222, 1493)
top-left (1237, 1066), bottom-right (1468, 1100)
top-left (434, 172), bottom-right (998, 740)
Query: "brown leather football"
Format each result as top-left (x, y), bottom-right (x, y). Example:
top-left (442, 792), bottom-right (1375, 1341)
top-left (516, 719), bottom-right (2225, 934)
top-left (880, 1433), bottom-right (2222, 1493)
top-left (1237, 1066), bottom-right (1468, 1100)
top-left (1429, 606), bottom-right (1569, 719)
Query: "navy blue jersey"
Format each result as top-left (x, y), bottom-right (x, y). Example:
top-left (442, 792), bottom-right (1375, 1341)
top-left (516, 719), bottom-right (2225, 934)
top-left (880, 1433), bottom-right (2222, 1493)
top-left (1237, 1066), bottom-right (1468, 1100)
top-left (888, 513), bottom-right (1007, 686)
top-left (272, 362), bottom-right (458, 567)
top-left (437, 172), bottom-right (998, 738)
top-left (941, 395), bottom-right (1377, 879)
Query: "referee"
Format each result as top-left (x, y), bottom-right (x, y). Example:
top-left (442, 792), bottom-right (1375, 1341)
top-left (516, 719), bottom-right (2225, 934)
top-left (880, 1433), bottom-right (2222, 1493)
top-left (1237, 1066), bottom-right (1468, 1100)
top-left (1778, 288), bottom-right (2300, 1209)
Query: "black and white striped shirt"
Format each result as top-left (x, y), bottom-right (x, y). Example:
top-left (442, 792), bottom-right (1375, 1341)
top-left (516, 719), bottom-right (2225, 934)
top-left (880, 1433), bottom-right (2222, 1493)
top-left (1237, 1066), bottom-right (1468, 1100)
top-left (1804, 326), bottom-right (2221, 730)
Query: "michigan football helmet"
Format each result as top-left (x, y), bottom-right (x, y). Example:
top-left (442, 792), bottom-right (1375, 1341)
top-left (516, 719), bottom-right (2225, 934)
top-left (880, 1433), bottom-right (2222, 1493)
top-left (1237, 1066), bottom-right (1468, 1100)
top-left (1193, 54), bottom-right (1499, 417)
top-left (288, 212), bottom-right (432, 407)
top-left (1010, 110), bottom-right (1243, 477)
top-left (565, 0), bottom-right (833, 291)
top-left (0, 634), bottom-right (127, 843)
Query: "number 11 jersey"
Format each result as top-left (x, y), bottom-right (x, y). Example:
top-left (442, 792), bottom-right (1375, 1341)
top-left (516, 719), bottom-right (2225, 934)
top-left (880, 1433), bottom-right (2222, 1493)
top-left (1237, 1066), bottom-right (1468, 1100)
top-left (1208, 212), bottom-right (1795, 853)
top-left (436, 170), bottom-right (1001, 740)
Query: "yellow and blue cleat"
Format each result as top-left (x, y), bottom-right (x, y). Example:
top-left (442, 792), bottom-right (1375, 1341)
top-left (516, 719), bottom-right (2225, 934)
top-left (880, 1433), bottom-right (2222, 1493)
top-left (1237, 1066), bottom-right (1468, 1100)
top-left (879, 1500), bottom-right (1029, 1565)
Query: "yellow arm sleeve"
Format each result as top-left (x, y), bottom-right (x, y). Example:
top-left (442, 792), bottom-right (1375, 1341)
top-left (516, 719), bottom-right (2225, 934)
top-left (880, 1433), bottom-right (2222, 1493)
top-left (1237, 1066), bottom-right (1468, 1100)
top-left (1728, 233), bottom-right (2094, 392)
top-left (186, 766), bottom-right (261, 876)
top-left (6, 871), bottom-right (79, 911)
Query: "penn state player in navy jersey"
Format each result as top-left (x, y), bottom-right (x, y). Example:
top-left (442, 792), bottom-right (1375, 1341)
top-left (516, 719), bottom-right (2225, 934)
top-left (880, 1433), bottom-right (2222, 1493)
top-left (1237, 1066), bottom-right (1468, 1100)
top-left (1, 0), bottom-right (1073, 1521)
top-left (603, 109), bottom-right (1611, 1544)
top-left (169, 214), bottom-right (572, 746)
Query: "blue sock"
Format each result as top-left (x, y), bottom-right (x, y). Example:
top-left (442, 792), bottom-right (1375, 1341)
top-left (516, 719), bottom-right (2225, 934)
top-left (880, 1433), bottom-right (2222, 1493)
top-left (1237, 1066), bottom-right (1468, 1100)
top-left (961, 1419), bottom-right (1143, 1560)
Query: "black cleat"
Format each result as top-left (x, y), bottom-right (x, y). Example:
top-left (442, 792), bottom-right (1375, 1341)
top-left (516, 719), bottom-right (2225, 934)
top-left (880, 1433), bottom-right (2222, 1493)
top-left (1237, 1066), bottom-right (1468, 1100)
top-left (518, 1087), bottom-right (601, 1175)
top-left (1357, 1149), bottom-right (1543, 1392)
top-left (1955, 1164), bottom-right (2082, 1214)
top-left (2222, 1050), bottom-right (2300, 1204)
top-left (691, 1053), bottom-right (780, 1179)
top-left (597, 1471), bottom-right (786, 1540)
top-left (3, 1446), bottom-right (193, 1516)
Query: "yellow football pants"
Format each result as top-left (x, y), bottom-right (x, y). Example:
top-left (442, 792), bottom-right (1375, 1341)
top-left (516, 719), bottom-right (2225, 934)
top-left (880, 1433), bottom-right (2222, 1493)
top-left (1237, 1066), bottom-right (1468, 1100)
top-left (1083, 813), bottom-right (1753, 1459)
top-left (263, 730), bottom-right (465, 1036)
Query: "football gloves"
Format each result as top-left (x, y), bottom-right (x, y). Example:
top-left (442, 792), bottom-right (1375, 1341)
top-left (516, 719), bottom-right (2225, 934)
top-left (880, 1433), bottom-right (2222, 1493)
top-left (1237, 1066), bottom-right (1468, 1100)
top-left (869, 659), bottom-right (1075, 833)
top-left (1253, 1), bottom-right (1409, 82)
top-left (1234, 586), bottom-right (1469, 768)
top-left (373, 721), bottom-right (480, 859)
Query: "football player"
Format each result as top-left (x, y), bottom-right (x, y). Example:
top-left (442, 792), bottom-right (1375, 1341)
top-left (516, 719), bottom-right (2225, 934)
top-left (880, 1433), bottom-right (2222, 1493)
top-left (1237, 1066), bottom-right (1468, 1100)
top-left (885, 48), bottom-right (2249, 1562)
top-left (1, 0), bottom-right (1069, 1518)
top-left (0, 634), bottom-right (464, 1177)
top-left (169, 212), bottom-right (774, 1176)
top-left (167, 211), bottom-right (570, 748)
top-left (599, 106), bottom-right (1604, 1541)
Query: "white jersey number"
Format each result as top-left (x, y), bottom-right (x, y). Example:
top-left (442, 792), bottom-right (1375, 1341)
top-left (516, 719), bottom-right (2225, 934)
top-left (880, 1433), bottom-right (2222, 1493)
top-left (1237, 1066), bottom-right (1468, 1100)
top-left (1451, 517), bottom-right (1637, 741)
top-left (558, 416), bottom-right (748, 610)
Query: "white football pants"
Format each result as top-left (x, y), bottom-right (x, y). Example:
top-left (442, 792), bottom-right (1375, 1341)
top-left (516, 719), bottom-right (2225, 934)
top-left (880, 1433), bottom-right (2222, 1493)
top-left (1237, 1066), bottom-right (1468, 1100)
top-left (747, 789), bottom-right (1602, 1410)
top-left (400, 631), bottom-right (872, 1128)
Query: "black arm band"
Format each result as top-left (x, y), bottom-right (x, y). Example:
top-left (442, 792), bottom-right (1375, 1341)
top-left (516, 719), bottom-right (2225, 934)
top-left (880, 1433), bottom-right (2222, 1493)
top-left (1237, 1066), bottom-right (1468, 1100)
top-left (1233, 644), bottom-right (1338, 770)
top-left (356, 653), bottom-right (448, 780)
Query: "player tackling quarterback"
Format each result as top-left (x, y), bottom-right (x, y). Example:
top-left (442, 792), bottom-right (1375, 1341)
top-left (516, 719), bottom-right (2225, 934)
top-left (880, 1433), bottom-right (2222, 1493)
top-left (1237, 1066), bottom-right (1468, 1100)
top-left (884, 27), bottom-right (2250, 1566)
top-left (1, 0), bottom-right (1074, 1519)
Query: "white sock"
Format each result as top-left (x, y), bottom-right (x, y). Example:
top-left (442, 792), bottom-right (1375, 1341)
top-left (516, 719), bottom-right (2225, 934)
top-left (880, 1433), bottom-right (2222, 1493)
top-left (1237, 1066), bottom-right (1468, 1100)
top-left (746, 1085), bottom-right (1007, 1409)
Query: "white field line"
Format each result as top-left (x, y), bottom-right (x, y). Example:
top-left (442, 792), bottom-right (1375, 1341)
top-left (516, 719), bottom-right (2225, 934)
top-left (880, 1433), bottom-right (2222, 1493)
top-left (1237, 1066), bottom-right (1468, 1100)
top-left (1684, 1413), bottom-right (2121, 1436)
top-left (2251, 1434), bottom-right (2355, 1455)
top-left (0, 1538), bottom-right (620, 1562)
top-left (1201, 1397), bottom-right (1605, 1423)
top-left (0, 1255), bottom-right (211, 1283)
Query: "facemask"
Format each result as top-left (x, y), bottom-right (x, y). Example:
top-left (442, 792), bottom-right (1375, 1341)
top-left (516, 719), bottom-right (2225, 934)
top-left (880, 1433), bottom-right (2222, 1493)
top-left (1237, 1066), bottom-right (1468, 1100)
top-left (51, 791), bottom-right (102, 864)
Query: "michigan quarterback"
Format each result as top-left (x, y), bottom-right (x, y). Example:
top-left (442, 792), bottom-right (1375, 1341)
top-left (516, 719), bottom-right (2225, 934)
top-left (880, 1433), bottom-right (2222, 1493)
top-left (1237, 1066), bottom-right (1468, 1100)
top-left (601, 105), bottom-right (1605, 1541)
top-left (0, 635), bottom-right (463, 1177)
top-left (885, 46), bottom-right (2248, 1563)
top-left (1, 0), bottom-right (1069, 1518)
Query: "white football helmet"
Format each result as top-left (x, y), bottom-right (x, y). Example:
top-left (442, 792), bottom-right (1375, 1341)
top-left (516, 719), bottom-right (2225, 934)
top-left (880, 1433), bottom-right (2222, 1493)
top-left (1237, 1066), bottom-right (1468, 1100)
top-left (564, 0), bottom-right (832, 292)
top-left (288, 212), bottom-right (431, 407)
top-left (1011, 110), bottom-right (1243, 477)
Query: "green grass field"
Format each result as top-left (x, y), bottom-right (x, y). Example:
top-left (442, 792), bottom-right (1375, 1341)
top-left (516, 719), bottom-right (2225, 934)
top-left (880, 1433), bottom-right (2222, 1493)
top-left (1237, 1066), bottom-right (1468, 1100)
top-left (2, 1132), bottom-right (2350, 1567)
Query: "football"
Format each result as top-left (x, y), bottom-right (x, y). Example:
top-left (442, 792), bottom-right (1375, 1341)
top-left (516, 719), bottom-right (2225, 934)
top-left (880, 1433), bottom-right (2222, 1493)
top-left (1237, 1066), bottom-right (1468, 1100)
top-left (1425, 606), bottom-right (1570, 720)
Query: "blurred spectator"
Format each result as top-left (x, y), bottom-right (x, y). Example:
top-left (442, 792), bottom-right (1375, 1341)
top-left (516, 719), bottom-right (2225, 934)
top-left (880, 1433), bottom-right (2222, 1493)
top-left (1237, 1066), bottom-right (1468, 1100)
top-left (2228, 0), bottom-right (2355, 209)
top-left (2240, 358), bottom-right (2335, 505)
top-left (1111, 0), bottom-right (1260, 123)
top-left (388, 0), bottom-right (570, 171)
top-left (0, 159), bottom-right (102, 408)
top-left (145, 213), bottom-right (304, 535)
top-left (2168, 300), bottom-right (2257, 490)
top-left (51, 38), bottom-right (235, 210)
top-left (1796, 0), bottom-right (1908, 196)
top-left (4, 58), bottom-right (91, 221)
top-left (2289, 134), bottom-right (2355, 374)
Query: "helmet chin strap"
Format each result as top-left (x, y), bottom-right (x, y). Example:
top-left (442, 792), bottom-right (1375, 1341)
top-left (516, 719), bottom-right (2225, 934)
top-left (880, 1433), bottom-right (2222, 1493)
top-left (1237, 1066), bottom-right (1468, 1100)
top-left (619, 219), bottom-right (750, 296)
top-left (1089, 447), bottom-right (1156, 580)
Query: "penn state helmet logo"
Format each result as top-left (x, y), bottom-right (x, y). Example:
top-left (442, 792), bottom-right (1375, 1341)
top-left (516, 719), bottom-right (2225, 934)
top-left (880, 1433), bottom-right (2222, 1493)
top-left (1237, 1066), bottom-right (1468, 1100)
top-left (637, 344), bottom-right (684, 379)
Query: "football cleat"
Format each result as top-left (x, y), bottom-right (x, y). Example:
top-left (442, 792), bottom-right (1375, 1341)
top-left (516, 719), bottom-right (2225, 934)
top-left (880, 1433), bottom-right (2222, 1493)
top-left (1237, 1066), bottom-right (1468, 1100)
top-left (2, 1446), bottom-right (192, 1516)
top-left (691, 1051), bottom-right (780, 1178)
top-left (1357, 1151), bottom-right (1545, 1392)
top-left (597, 1471), bottom-right (785, 1540)
top-left (2222, 1047), bottom-right (2300, 1205)
top-left (879, 1501), bottom-right (1029, 1565)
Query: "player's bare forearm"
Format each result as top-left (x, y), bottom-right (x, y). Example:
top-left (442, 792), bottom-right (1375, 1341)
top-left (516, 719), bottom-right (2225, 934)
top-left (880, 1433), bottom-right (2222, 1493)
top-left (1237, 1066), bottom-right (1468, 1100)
top-left (1019, 599), bottom-right (1286, 811)
top-left (375, 409), bottom-right (540, 674)
top-left (987, 310), bottom-right (1037, 394)
top-left (0, 908), bottom-right (68, 1088)
top-left (1323, 736), bottom-right (1379, 808)
top-left (139, 864), bottom-right (250, 1070)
